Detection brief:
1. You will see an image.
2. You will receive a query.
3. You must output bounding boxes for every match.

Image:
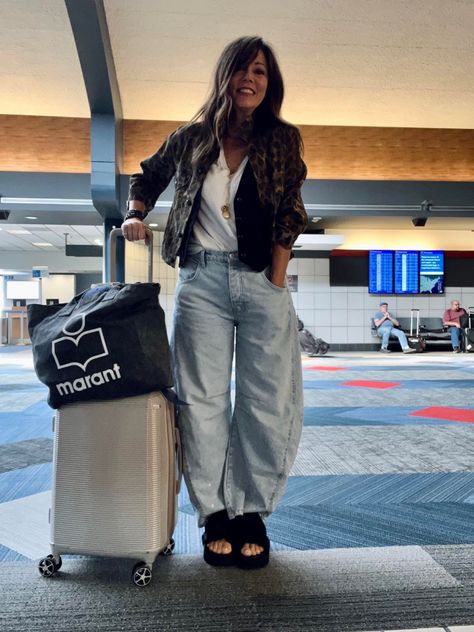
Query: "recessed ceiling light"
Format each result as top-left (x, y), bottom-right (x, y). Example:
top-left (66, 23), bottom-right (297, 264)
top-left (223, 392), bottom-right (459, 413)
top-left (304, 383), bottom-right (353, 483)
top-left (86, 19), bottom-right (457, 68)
top-left (94, 239), bottom-right (103, 245)
top-left (149, 223), bottom-right (158, 227)
top-left (1, 197), bottom-right (91, 205)
top-left (25, 216), bottom-right (38, 220)
top-left (32, 242), bottom-right (54, 247)
top-left (7, 229), bottom-right (31, 234)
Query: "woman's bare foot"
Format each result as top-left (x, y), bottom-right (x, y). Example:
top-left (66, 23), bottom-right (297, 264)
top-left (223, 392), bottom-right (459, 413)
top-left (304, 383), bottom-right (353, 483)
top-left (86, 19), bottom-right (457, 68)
top-left (240, 543), bottom-right (264, 557)
top-left (207, 538), bottom-right (232, 555)
top-left (233, 514), bottom-right (270, 569)
top-left (202, 510), bottom-right (235, 566)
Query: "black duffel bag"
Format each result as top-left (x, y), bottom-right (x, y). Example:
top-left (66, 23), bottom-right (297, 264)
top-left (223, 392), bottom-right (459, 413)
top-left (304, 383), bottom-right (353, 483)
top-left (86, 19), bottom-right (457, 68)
top-left (27, 282), bottom-right (173, 409)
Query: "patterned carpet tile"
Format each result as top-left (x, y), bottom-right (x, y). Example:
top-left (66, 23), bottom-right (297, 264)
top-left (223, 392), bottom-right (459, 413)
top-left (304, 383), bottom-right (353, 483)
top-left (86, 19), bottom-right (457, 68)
top-left (292, 425), bottom-right (474, 476)
top-left (250, 546), bottom-right (460, 594)
top-left (306, 366), bottom-right (347, 372)
top-left (267, 504), bottom-right (474, 549)
top-left (302, 367), bottom-right (472, 380)
top-left (0, 347), bottom-right (28, 354)
top-left (303, 379), bottom-right (474, 390)
top-left (334, 406), bottom-right (463, 426)
top-left (0, 381), bottom-right (43, 391)
top-left (423, 544), bottom-right (474, 585)
top-left (301, 406), bottom-right (431, 426)
top-left (0, 462), bottom-right (52, 502)
top-left (0, 543), bottom-right (28, 562)
top-left (0, 407), bottom-right (53, 444)
top-left (3, 548), bottom-right (473, 632)
top-left (341, 380), bottom-right (401, 389)
top-left (0, 391), bottom-right (47, 412)
top-left (303, 406), bottom-right (463, 427)
top-left (282, 473), bottom-right (474, 506)
top-left (411, 406), bottom-right (474, 424)
top-left (302, 388), bottom-right (474, 407)
top-left (0, 369), bottom-right (44, 385)
top-left (0, 491), bottom-right (51, 559)
top-left (0, 438), bottom-right (53, 474)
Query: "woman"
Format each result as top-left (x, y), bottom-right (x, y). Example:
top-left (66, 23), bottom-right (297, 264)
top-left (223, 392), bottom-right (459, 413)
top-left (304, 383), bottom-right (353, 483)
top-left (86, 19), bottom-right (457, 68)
top-left (122, 36), bottom-right (307, 570)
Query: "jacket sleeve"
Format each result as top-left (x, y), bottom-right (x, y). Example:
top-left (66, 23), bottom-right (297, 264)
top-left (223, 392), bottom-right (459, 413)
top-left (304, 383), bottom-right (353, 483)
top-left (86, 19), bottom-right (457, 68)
top-left (274, 126), bottom-right (308, 249)
top-left (126, 128), bottom-right (182, 217)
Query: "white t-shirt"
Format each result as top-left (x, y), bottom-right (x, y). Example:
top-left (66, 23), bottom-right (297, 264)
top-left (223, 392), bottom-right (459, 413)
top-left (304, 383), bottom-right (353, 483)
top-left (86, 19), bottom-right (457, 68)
top-left (188, 147), bottom-right (249, 253)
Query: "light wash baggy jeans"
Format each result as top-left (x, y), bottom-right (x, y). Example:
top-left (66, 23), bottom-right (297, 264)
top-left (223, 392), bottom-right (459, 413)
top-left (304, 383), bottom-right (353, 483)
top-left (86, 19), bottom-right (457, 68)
top-left (170, 250), bottom-right (304, 526)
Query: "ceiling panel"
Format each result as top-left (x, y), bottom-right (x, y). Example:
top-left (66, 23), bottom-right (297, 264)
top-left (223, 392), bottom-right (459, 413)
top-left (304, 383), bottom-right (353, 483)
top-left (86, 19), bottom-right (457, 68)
top-left (0, 0), bottom-right (473, 126)
top-left (104, 0), bottom-right (474, 127)
top-left (0, 224), bottom-right (105, 252)
top-left (0, 0), bottom-right (89, 117)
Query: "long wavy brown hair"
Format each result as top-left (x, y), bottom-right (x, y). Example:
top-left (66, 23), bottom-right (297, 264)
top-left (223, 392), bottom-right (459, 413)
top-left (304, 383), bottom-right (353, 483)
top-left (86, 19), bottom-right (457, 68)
top-left (188, 36), bottom-right (290, 167)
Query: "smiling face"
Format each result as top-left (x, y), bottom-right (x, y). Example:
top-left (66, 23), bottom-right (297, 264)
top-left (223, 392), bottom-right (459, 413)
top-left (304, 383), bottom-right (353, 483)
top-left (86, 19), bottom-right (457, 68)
top-left (229, 49), bottom-right (268, 119)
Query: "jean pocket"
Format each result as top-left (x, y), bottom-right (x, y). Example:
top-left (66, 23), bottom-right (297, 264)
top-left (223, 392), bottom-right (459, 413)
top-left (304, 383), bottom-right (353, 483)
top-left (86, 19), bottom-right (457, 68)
top-left (179, 254), bottom-right (202, 283)
top-left (260, 266), bottom-right (287, 292)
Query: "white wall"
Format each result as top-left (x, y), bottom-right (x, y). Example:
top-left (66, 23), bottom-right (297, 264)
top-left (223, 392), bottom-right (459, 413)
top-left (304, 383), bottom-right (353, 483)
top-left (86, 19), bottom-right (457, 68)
top-left (123, 233), bottom-right (178, 333)
top-left (41, 274), bottom-right (75, 304)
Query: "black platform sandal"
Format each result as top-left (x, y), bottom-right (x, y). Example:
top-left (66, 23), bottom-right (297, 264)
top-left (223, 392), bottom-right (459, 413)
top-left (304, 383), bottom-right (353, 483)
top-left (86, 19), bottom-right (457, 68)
top-left (232, 513), bottom-right (270, 570)
top-left (202, 510), bottom-right (234, 567)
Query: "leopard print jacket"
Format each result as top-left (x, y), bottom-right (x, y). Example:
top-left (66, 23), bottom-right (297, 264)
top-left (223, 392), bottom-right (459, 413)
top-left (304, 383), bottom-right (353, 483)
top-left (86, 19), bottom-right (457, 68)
top-left (127, 121), bottom-right (308, 267)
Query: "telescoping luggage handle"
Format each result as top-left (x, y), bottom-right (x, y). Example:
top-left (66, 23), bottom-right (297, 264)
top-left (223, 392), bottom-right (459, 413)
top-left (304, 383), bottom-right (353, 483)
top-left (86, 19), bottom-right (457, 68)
top-left (469, 307), bottom-right (474, 329)
top-left (410, 308), bottom-right (420, 336)
top-left (175, 427), bottom-right (183, 495)
top-left (109, 226), bottom-right (154, 283)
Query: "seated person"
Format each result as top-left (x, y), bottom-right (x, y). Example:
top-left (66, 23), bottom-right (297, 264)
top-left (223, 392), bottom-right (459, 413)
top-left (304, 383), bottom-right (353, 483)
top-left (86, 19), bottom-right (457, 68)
top-left (373, 302), bottom-right (416, 353)
top-left (442, 300), bottom-right (467, 353)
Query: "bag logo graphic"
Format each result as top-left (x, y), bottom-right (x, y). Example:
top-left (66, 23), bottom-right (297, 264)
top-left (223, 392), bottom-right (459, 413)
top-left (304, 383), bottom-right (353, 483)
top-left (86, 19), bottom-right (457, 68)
top-left (52, 313), bottom-right (109, 371)
top-left (52, 313), bottom-right (122, 397)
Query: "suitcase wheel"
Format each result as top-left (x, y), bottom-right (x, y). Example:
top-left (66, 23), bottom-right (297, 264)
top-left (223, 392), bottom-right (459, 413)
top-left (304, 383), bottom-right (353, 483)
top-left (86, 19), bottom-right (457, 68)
top-left (132, 562), bottom-right (152, 587)
top-left (160, 538), bottom-right (175, 557)
top-left (38, 554), bottom-right (62, 577)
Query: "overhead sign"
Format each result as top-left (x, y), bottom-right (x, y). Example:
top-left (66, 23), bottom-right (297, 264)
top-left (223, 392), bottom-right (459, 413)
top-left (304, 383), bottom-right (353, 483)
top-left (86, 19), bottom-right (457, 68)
top-left (32, 266), bottom-right (49, 278)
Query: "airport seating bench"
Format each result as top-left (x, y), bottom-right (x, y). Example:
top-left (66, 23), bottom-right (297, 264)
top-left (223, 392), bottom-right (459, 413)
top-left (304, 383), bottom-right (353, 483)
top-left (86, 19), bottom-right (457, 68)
top-left (371, 316), bottom-right (452, 349)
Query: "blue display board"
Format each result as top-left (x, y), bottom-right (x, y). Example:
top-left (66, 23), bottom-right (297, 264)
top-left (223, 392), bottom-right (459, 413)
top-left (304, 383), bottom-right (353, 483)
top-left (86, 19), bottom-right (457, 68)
top-left (394, 250), bottom-right (419, 294)
top-left (369, 250), bottom-right (394, 293)
top-left (420, 250), bottom-right (445, 294)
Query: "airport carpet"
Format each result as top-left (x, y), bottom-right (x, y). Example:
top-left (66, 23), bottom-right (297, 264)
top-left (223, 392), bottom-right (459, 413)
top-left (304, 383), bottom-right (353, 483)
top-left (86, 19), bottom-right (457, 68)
top-left (0, 347), bottom-right (473, 632)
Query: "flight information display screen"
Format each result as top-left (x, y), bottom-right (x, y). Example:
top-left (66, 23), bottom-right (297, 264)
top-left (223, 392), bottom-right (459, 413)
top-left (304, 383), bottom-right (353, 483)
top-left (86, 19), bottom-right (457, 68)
top-left (420, 250), bottom-right (445, 294)
top-left (394, 250), bottom-right (419, 294)
top-left (369, 250), bottom-right (394, 293)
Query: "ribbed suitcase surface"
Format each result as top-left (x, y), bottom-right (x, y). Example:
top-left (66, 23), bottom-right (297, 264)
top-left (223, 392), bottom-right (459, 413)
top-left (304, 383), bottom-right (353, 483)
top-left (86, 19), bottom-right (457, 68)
top-left (51, 392), bottom-right (177, 560)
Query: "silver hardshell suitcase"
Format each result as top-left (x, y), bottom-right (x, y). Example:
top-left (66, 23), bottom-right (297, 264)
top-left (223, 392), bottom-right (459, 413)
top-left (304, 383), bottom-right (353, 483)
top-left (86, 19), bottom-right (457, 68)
top-left (38, 228), bottom-right (182, 587)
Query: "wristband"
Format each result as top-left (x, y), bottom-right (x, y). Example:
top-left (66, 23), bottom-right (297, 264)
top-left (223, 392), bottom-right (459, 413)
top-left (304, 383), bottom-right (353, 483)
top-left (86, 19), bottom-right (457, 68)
top-left (124, 210), bottom-right (145, 221)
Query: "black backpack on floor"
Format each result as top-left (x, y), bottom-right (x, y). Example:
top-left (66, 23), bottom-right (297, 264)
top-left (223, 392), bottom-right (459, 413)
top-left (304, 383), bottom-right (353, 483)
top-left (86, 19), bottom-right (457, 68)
top-left (297, 318), bottom-right (330, 356)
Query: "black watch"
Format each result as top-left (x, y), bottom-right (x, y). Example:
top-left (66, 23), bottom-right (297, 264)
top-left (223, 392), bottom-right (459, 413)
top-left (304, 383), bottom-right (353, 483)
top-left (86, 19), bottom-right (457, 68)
top-left (124, 210), bottom-right (145, 221)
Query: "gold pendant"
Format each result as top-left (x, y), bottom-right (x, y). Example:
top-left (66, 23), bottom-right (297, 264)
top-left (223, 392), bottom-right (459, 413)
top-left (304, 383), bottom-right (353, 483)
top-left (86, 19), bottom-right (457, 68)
top-left (221, 205), bottom-right (231, 220)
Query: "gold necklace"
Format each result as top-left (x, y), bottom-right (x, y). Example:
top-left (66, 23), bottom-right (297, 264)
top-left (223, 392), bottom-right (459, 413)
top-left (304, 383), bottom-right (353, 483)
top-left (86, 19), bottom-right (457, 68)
top-left (221, 204), bottom-right (231, 220)
top-left (220, 150), bottom-right (232, 220)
